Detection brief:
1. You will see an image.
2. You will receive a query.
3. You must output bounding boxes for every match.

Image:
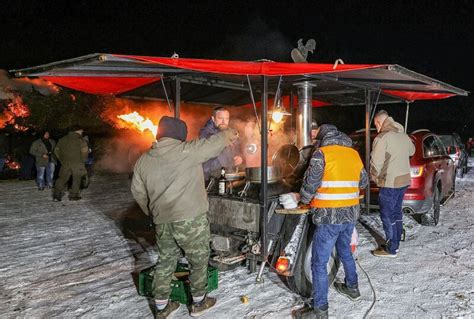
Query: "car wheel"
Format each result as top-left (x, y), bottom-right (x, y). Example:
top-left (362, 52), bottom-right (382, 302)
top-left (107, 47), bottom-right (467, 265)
top-left (284, 223), bottom-right (340, 297)
top-left (421, 187), bottom-right (441, 226)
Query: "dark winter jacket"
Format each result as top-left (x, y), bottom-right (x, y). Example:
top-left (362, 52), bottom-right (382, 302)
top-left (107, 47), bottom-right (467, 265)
top-left (131, 129), bottom-right (236, 224)
top-left (29, 138), bottom-right (57, 167)
top-left (199, 119), bottom-right (241, 180)
top-left (54, 132), bottom-right (88, 168)
top-left (300, 125), bottom-right (368, 224)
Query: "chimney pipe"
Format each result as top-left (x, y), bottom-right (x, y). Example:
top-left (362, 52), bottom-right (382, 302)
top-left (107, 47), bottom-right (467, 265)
top-left (295, 81), bottom-right (315, 149)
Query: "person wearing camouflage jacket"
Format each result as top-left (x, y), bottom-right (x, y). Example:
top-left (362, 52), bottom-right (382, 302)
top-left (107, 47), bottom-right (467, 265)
top-left (299, 124), bottom-right (368, 317)
top-left (53, 126), bottom-right (89, 201)
top-left (131, 116), bottom-right (237, 318)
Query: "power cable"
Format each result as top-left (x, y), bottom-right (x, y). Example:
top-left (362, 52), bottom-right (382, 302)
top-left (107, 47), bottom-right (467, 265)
top-left (356, 257), bottom-right (377, 318)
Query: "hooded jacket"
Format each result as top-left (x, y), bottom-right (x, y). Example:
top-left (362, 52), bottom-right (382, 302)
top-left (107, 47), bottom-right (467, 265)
top-left (131, 129), bottom-right (235, 225)
top-left (370, 117), bottom-right (415, 188)
top-left (199, 119), bottom-right (241, 180)
top-left (300, 125), bottom-right (368, 224)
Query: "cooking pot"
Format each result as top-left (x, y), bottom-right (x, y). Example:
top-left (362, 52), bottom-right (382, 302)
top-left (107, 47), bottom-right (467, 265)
top-left (225, 171), bottom-right (245, 181)
top-left (245, 166), bottom-right (282, 183)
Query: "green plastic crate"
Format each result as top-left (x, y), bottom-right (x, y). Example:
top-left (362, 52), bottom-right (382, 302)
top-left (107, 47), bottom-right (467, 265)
top-left (138, 264), bottom-right (218, 304)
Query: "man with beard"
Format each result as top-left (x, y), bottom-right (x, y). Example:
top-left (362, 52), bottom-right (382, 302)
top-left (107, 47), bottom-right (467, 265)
top-left (199, 107), bottom-right (243, 181)
top-left (29, 131), bottom-right (57, 190)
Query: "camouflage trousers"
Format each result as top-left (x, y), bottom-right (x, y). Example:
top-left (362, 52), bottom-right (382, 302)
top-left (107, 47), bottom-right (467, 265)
top-left (153, 213), bottom-right (211, 300)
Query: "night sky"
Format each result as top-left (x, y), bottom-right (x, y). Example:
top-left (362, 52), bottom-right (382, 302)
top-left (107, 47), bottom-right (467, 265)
top-left (1, 0), bottom-right (473, 136)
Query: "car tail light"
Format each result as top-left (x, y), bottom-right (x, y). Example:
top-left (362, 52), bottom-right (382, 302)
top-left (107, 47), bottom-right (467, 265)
top-left (410, 166), bottom-right (424, 177)
top-left (275, 256), bottom-right (290, 273)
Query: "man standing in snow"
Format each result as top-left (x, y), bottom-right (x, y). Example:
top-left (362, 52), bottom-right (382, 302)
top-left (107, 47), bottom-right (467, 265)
top-left (29, 131), bottom-right (57, 190)
top-left (53, 126), bottom-right (89, 201)
top-left (298, 124), bottom-right (368, 318)
top-left (131, 116), bottom-right (237, 318)
top-left (371, 110), bottom-right (415, 258)
top-left (199, 107), bottom-right (243, 181)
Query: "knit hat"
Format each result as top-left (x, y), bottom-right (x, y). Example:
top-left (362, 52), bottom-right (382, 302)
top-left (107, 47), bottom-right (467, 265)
top-left (156, 116), bottom-right (187, 142)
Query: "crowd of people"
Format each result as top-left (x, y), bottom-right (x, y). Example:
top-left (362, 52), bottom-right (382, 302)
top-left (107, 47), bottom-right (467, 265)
top-left (0, 107), bottom-right (446, 318)
top-left (130, 107), bottom-right (416, 319)
top-left (0, 126), bottom-right (92, 201)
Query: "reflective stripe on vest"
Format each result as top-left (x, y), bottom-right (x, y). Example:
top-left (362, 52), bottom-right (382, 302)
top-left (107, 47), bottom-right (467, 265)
top-left (311, 145), bottom-right (363, 208)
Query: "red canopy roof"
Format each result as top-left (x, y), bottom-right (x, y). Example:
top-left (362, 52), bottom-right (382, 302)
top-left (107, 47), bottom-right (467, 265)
top-left (11, 53), bottom-right (468, 105)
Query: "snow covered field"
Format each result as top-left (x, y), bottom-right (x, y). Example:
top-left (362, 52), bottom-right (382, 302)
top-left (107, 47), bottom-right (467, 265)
top-left (1, 159), bottom-right (473, 318)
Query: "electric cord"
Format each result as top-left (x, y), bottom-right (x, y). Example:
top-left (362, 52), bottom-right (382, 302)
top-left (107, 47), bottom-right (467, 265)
top-left (356, 257), bottom-right (377, 318)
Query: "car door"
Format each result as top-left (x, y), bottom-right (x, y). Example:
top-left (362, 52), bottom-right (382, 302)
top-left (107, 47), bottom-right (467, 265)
top-left (423, 135), bottom-right (450, 199)
top-left (434, 135), bottom-right (455, 196)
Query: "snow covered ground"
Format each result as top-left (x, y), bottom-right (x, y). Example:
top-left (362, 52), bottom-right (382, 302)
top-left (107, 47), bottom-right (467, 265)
top-left (1, 159), bottom-right (473, 318)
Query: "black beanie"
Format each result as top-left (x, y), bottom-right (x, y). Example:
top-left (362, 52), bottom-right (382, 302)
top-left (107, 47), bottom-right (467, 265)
top-left (156, 116), bottom-right (187, 142)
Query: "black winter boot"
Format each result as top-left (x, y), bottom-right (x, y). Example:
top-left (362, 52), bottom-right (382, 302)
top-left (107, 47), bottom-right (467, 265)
top-left (292, 303), bottom-right (328, 319)
top-left (334, 282), bottom-right (361, 301)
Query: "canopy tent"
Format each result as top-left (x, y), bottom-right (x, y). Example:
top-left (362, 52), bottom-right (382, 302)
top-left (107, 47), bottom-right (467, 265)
top-left (11, 53), bottom-right (467, 107)
top-left (10, 53), bottom-right (469, 263)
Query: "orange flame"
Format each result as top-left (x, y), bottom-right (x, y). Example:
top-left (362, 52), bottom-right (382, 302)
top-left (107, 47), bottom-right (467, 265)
top-left (0, 95), bottom-right (30, 129)
top-left (117, 111), bottom-right (158, 137)
top-left (5, 158), bottom-right (20, 170)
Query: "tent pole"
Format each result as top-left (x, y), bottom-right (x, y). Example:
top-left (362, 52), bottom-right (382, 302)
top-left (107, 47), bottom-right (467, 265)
top-left (404, 102), bottom-right (410, 133)
top-left (174, 77), bottom-right (181, 119)
top-left (365, 89), bottom-right (372, 215)
top-left (259, 75), bottom-right (269, 280)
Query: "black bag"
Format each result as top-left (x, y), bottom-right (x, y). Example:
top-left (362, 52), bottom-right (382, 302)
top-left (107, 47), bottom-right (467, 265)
top-left (80, 174), bottom-right (90, 189)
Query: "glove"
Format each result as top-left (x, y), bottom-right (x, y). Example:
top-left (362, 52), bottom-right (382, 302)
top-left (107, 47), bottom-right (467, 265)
top-left (279, 192), bottom-right (301, 209)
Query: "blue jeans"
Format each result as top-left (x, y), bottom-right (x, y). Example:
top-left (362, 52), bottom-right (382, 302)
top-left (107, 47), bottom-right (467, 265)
top-left (312, 222), bottom-right (358, 309)
top-left (379, 187), bottom-right (407, 254)
top-left (0, 157), bottom-right (5, 172)
top-left (36, 162), bottom-right (55, 188)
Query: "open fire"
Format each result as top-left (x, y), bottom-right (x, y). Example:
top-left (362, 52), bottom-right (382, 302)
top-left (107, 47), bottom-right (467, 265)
top-left (0, 95), bottom-right (30, 130)
top-left (117, 111), bottom-right (158, 137)
top-left (5, 158), bottom-right (20, 170)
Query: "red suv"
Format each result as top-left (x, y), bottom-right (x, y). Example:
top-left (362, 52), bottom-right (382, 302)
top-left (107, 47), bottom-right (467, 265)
top-left (351, 129), bottom-right (455, 226)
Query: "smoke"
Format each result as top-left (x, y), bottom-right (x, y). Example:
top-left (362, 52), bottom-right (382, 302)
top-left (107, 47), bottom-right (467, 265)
top-left (96, 97), bottom-right (252, 173)
top-left (94, 97), bottom-right (294, 173)
top-left (220, 18), bottom-right (293, 61)
top-left (0, 69), bottom-right (60, 100)
top-left (225, 116), bottom-right (293, 168)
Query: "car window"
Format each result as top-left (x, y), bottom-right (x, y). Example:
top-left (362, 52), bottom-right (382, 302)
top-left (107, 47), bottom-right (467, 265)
top-left (434, 136), bottom-right (447, 156)
top-left (439, 135), bottom-right (455, 148)
top-left (423, 136), bottom-right (443, 157)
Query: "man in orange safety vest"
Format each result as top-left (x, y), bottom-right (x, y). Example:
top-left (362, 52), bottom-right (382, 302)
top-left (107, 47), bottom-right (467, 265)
top-left (298, 124), bottom-right (368, 318)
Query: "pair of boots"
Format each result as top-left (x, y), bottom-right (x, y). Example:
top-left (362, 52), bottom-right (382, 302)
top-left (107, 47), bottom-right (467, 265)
top-left (293, 283), bottom-right (361, 318)
top-left (155, 294), bottom-right (216, 319)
